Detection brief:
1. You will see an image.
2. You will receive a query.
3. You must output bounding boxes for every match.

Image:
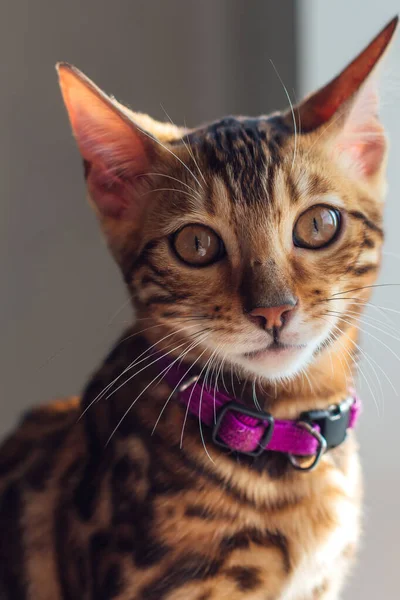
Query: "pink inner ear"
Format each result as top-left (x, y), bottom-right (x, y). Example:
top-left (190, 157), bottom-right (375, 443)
top-left (58, 65), bottom-right (153, 218)
top-left (86, 155), bottom-right (152, 220)
top-left (76, 120), bottom-right (151, 218)
top-left (333, 79), bottom-right (386, 178)
top-left (86, 164), bottom-right (129, 218)
top-left (338, 124), bottom-right (386, 177)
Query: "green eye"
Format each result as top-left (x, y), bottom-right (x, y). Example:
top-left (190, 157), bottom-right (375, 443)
top-left (293, 205), bottom-right (341, 249)
top-left (172, 224), bottom-right (225, 267)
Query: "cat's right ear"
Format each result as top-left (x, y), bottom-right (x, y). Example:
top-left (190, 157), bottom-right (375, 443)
top-left (56, 63), bottom-right (165, 221)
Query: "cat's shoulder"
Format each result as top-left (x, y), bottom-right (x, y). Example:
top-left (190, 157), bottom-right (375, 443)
top-left (0, 396), bottom-right (82, 490)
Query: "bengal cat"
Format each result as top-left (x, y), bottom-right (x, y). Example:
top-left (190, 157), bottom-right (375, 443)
top-left (0, 17), bottom-right (397, 600)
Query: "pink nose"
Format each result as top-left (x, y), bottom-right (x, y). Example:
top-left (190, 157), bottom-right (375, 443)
top-left (249, 303), bottom-right (296, 331)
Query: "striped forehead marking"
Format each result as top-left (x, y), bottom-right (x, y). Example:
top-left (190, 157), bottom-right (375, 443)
top-left (171, 115), bottom-right (294, 205)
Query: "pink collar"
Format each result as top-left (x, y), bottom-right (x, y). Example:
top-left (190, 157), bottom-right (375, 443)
top-left (161, 358), bottom-right (361, 472)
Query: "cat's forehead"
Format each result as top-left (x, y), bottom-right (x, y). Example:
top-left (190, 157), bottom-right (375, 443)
top-left (169, 114), bottom-right (333, 214)
top-left (171, 114), bottom-right (296, 206)
top-left (183, 114), bottom-right (293, 146)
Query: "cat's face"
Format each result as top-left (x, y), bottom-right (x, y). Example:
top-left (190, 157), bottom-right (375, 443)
top-left (57, 18), bottom-right (396, 382)
top-left (124, 117), bottom-right (384, 380)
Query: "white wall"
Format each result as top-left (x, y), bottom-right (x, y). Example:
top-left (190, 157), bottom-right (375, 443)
top-left (299, 3), bottom-right (400, 598)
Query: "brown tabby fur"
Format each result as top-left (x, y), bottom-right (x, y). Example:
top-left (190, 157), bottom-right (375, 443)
top-left (0, 19), bottom-right (397, 600)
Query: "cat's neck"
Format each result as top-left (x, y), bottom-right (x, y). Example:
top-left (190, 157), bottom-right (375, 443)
top-left (139, 322), bottom-right (358, 420)
top-left (81, 323), bottom-right (358, 473)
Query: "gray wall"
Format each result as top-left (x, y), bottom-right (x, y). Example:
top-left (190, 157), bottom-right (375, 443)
top-left (299, 2), bottom-right (400, 599)
top-left (0, 0), bottom-right (296, 435)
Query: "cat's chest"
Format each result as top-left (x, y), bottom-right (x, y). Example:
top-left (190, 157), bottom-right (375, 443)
top-left (279, 463), bottom-right (361, 600)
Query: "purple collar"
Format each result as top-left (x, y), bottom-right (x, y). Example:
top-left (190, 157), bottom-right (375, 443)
top-left (161, 358), bottom-right (361, 472)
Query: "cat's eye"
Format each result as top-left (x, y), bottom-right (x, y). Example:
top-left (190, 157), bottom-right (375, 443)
top-left (293, 205), bottom-right (341, 250)
top-left (172, 224), bottom-right (225, 267)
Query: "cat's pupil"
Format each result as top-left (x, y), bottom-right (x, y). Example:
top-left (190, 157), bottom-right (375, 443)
top-left (195, 236), bottom-right (207, 257)
top-left (313, 217), bottom-right (319, 234)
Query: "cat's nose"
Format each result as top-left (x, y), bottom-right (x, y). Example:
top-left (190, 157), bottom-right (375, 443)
top-left (249, 301), bottom-right (297, 332)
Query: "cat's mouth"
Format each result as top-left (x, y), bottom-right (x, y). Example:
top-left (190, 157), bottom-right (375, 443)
top-left (243, 341), bottom-right (307, 360)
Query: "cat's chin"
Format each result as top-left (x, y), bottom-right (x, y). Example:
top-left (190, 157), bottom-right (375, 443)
top-left (235, 341), bottom-right (317, 381)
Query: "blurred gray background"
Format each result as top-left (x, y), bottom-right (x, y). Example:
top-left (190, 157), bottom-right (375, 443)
top-left (1, 1), bottom-right (399, 597)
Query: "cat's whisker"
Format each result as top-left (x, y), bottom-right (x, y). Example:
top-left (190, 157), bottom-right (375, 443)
top-left (383, 250), bottom-right (400, 261)
top-left (329, 315), bottom-right (400, 397)
top-left (326, 308), bottom-right (400, 338)
top-left (332, 321), bottom-right (385, 410)
top-left (179, 348), bottom-right (212, 449)
top-left (212, 354), bottom-right (227, 424)
top-left (331, 283), bottom-right (400, 297)
top-left (159, 104), bottom-right (208, 189)
top-left (151, 333), bottom-right (211, 436)
top-left (325, 328), bottom-right (355, 386)
top-left (184, 126), bottom-right (208, 187)
top-left (159, 103), bottom-right (208, 189)
top-left (365, 302), bottom-right (400, 317)
top-left (196, 348), bottom-right (222, 464)
top-left (80, 324), bottom-right (203, 418)
top-left (291, 87), bottom-right (302, 137)
top-left (333, 340), bottom-right (357, 389)
top-left (326, 310), bottom-right (400, 343)
top-left (346, 300), bottom-right (395, 325)
top-left (321, 296), bottom-right (399, 326)
top-left (329, 322), bottom-right (383, 415)
top-left (138, 171), bottom-right (200, 197)
top-left (252, 379), bottom-right (262, 412)
top-left (140, 187), bottom-right (200, 203)
top-left (330, 319), bottom-right (398, 398)
top-left (134, 122), bottom-right (204, 190)
top-left (78, 328), bottom-right (181, 420)
top-left (230, 363), bottom-right (237, 398)
top-left (106, 293), bottom-right (137, 324)
top-left (106, 346), bottom-right (198, 447)
top-left (322, 317), bottom-right (380, 413)
top-left (105, 328), bottom-right (211, 401)
top-left (269, 59), bottom-right (297, 173)
top-left (220, 357), bottom-right (230, 395)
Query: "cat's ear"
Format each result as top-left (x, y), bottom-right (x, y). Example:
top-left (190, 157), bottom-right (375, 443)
top-left (57, 63), bottom-right (167, 219)
top-left (293, 17), bottom-right (398, 180)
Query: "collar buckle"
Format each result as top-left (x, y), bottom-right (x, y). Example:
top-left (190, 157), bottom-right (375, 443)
top-left (212, 401), bottom-right (275, 457)
top-left (299, 397), bottom-right (353, 450)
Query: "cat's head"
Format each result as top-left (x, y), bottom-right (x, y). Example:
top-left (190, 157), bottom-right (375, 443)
top-left (58, 18), bottom-right (397, 382)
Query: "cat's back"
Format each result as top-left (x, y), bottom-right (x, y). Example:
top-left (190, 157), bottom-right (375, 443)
top-left (0, 396), bottom-right (86, 599)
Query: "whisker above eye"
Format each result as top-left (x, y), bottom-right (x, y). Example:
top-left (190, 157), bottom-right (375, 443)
top-left (159, 104), bottom-right (208, 188)
top-left (269, 59), bottom-right (297, 173)
top-left (133, 122), bottom-right (205, 191)
top-left (140, 187), bottom-right (200, 203)
top-left (137, 171), bottom-right (201, 197)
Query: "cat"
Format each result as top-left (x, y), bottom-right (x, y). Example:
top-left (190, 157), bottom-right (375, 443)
top-left (0, 16), bottom-right (397, 600)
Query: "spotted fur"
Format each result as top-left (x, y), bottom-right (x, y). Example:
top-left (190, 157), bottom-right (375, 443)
top-left (0, 18), bottom-right (397, 600)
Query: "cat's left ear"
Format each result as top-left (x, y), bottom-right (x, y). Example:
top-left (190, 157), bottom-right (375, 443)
top-left (292, 17), bottom-right (398, 183)
top-left (57, 63), bottom-right (169, 221)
